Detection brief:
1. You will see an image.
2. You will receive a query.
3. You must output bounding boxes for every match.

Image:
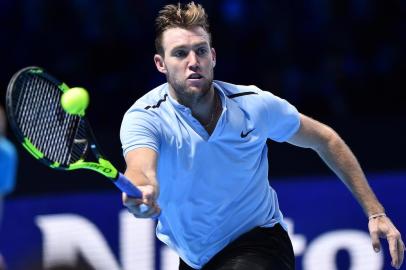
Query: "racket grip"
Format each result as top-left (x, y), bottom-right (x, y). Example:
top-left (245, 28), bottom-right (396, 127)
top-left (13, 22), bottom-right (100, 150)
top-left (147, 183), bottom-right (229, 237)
top-left (114, 173), bottom-right (150, 214)
top-left (114, 173), bottom-right (143, 198)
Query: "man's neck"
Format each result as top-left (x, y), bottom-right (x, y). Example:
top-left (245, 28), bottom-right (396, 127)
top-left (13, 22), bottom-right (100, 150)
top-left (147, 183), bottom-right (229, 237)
top-left (168, 85), bottom-right (216, 124)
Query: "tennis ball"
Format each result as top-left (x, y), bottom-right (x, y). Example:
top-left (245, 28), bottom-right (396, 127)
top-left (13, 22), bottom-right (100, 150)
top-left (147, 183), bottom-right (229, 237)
top-left (61, 87), bottom-right (89, 115)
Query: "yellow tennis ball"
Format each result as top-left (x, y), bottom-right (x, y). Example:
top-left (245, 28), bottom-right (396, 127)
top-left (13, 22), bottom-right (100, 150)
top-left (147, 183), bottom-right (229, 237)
top-left (61, 87), bottom-right (89, 115)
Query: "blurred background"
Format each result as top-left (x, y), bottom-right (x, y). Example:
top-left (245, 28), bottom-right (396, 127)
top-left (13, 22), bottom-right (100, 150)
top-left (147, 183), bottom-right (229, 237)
top-left (0, 0), bottom-right (405, 194)
top-left (0, 0), bottom-right (405, 269)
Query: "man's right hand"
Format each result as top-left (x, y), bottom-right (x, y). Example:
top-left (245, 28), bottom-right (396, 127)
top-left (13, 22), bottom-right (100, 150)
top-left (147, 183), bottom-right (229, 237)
top-left (122, 184), bottom-right (161, 218)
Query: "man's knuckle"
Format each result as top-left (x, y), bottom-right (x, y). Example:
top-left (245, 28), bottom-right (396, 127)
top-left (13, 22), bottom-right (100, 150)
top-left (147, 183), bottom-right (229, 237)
top-left (389, 232), bottom-right (401, 239)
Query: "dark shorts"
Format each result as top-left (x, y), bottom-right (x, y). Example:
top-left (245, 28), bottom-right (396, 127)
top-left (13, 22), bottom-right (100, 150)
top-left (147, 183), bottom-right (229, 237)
top-left (179, 223), bottom-right (295, 270)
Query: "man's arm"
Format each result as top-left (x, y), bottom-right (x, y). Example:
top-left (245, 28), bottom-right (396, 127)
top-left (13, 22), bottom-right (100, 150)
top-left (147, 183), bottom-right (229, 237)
top-left (287, 113), bottom-right (404, 269)
top-left (122, 147), bottom-right (160, 218)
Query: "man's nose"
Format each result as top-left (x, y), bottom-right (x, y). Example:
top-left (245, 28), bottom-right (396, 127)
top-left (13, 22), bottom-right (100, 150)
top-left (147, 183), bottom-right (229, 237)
top-left (188, 52), bottom-right (199, 70)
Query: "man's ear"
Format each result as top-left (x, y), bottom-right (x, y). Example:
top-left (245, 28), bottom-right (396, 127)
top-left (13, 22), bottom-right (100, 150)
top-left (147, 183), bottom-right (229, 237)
top-left (211, 48), bottom-right (216, 68)
top-left (154, 54), bottom-right (167, 74)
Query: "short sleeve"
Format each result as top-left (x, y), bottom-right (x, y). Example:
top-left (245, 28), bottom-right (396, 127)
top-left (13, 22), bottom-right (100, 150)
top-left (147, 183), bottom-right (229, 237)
top-left (260, 90), bottom-right (300, 142)
top-left (120, 108), bottom-right (161, 157)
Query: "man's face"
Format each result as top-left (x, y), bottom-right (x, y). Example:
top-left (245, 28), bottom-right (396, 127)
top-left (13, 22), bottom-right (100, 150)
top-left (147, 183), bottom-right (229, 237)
top-left (154, 26), bottom-right (216, 103)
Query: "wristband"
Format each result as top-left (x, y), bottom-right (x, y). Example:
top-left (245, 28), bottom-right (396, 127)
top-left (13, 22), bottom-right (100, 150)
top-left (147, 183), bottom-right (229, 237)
top-left (368, 213), bottom-right (386, 220)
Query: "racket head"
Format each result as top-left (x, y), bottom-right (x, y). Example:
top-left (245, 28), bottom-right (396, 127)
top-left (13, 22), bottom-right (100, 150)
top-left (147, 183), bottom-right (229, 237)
top-left (6, 66), bottom-right (89, 169)
top-left (6, 66), bottom-right (143, 199)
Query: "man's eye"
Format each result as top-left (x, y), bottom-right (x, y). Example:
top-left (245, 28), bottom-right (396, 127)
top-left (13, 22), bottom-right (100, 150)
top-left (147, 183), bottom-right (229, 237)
top-left (174, 50), bottom-right (187, 57)
top-left (197, 47), bottom-right (208, 56)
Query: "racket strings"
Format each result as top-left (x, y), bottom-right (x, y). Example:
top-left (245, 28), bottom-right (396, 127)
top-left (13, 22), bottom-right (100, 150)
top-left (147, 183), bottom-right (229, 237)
top-left (70, 119), bottom-right (89, 163)
top-left (13, 72), bottom-right (82, 166)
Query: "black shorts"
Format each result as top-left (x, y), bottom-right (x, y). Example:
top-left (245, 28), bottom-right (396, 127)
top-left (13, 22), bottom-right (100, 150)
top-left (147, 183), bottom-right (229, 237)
top-left (179, 223), bottom-right (295, 270)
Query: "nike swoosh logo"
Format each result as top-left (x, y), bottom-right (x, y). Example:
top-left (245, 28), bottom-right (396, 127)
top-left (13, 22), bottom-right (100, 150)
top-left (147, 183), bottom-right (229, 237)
top-left (240, 128), bottom-right (255, 138)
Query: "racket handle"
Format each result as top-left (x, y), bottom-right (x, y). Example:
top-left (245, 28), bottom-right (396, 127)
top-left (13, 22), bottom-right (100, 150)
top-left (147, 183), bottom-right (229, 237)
top-left (114, 173), bottom-right (143, 198)
top-left (114, 173), bottom-right (150, 214)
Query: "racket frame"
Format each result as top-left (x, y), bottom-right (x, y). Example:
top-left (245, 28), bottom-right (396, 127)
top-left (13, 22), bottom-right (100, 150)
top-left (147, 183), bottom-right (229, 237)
top-left (5, 66), bottom-right (119, 180)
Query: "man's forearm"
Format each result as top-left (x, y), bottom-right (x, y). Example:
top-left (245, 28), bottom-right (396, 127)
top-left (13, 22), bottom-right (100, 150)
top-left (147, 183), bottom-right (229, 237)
top-left (316, 132), bottom-right (384, 216)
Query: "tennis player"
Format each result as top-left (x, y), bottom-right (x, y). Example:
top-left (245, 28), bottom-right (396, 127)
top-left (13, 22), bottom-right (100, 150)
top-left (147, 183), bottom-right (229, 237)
top-left (120, 2), bottom-right (404, 269)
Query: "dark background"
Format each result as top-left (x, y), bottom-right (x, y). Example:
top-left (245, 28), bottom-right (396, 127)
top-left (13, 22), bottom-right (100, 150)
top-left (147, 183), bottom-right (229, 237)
top-left (0, 0), bottom-right (405, 196)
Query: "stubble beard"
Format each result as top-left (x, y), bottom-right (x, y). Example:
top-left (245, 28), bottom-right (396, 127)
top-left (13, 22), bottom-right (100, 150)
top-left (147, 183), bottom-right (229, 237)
top-left (166, 70), bottom-right (214, 107)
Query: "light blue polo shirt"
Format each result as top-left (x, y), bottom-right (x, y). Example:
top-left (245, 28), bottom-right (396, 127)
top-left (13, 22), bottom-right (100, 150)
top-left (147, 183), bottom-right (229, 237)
top-left (120, 81), bottom-right (300, 269)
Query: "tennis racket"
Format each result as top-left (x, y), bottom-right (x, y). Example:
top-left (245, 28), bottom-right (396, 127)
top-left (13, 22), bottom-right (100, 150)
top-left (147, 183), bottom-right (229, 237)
top-left (5, 66), bottom-right (146, 208)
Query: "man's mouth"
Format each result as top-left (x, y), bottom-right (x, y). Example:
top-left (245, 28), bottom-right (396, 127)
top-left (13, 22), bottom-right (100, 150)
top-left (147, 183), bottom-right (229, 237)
top-left (187, 73), bottom-right (204, 80)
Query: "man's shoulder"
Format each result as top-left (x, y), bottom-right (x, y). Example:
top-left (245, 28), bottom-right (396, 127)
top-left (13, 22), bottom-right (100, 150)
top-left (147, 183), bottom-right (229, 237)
top-left (214, 80), bottom-right (262, 98)
top-left (121, 84), bottom-right (170, 128)
top-left (215, 80), bottom-right (291, 114)
top-left (214, 81), bottom-right (271, 109)
top-left (128, 83), bottom-right (169, 111)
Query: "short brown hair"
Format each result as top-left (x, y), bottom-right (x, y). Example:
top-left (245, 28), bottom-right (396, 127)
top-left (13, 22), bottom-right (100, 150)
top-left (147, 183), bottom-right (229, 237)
top-left (154, 2), bottom-right (211, 55)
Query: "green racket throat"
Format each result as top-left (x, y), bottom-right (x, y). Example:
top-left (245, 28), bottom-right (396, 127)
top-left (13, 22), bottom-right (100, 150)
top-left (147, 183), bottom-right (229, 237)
top-left (68, 158), bottom-right (118, 179)
top-left (22, 137), bottom-right (118, 180)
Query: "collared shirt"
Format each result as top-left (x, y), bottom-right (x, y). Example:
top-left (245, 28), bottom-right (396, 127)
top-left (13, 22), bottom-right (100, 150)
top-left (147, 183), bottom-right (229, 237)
top-left (120, 81), bottom-right (300, 268)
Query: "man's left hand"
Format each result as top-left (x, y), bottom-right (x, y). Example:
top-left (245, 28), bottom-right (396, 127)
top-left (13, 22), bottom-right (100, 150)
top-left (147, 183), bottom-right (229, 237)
top-left (368, 215), bottom-right (405, 269)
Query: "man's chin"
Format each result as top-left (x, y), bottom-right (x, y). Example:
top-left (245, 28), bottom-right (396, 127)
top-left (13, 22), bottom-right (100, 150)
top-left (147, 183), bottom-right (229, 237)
top-left (186, 85), bottom-right (212, 98)
top-left (186, 80), bottom-right (211, 93)
top-left (169, 78), bottom-right (213, 102)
